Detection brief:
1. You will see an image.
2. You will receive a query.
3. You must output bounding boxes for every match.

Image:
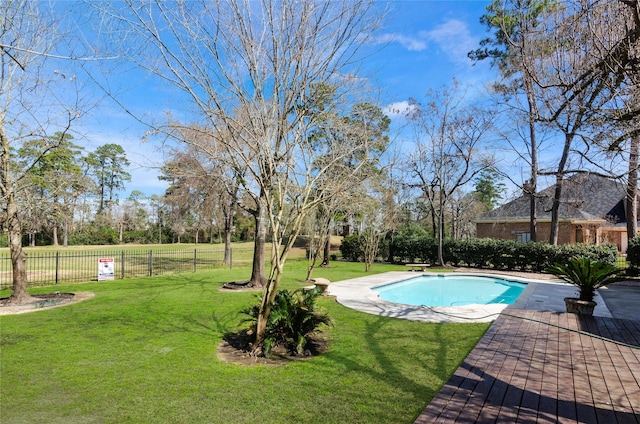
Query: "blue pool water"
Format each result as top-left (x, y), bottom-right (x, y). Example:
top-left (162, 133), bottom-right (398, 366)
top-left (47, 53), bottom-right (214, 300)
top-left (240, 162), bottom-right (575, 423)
top-left (373, 275), bottom-right (526, 307)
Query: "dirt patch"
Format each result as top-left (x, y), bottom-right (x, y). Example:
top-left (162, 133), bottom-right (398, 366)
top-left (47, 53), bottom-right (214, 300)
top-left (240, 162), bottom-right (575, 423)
top-left (0, 292), bottom-right (95, 315)
top-left (216, 330), bottom-right (329, 366)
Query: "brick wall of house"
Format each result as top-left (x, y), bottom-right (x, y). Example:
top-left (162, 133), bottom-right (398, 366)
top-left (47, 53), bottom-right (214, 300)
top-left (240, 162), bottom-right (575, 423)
top-left (476, 221), bottom-right (581, 245)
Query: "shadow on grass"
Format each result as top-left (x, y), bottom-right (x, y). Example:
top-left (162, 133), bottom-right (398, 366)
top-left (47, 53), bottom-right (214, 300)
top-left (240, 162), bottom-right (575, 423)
top-left (320, 314), bottom-right (484, 409)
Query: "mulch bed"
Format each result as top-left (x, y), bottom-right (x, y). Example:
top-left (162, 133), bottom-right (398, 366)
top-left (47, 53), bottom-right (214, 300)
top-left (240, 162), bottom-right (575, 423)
top-left (0, 292), bottom-right (94, 315)
top-left (0, 292), bottom-right (75, 307)
top-left (216, 329), bottom-right (329, 366)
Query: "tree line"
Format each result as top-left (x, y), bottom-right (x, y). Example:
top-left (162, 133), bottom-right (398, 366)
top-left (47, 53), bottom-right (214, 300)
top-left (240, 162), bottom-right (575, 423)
top-left (2, 133), bottom-right (258, 249)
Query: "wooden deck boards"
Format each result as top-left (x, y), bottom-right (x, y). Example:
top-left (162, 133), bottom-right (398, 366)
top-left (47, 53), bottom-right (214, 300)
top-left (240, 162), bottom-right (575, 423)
top-left (415, 310), bottom-right (640, 424)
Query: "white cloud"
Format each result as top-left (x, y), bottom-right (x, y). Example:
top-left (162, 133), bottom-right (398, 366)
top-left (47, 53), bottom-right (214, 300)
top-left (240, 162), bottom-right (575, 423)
top-left (420, 19), bottom-right (478, 66)
top-left (383, 101), bottom-right (416, 118)
top-left (370, 33), bottom-right (427, 51)
top-left (372, 19), bottom-right (478, 67)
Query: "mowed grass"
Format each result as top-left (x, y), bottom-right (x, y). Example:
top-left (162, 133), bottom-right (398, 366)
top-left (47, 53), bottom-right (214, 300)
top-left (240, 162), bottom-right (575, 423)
top-left (12, 242), bottom-right (306, 264)
top-left (0, 261), bottom-right (488, 424)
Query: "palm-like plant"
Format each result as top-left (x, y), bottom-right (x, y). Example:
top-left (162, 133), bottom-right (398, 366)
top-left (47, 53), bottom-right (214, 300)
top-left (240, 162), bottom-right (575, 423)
top-left (244, 287), bottom-right (332, 356)
top-left (547, 257), bottom-right (623, 302)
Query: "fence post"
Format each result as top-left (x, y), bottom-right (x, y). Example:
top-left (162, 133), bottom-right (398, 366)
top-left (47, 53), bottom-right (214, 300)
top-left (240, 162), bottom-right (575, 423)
top-left (193, 249), bottom-right (197, 273)
top-left (121, 250), bottom-right (125, 279)
top-left (55, 251), bottom-right (59, 285)
top-left (148, 250), bottom-right (153, 276)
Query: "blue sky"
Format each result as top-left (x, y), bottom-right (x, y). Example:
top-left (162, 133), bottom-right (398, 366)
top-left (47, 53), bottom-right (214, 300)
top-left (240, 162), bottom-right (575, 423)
top-left (371, 1), bottom-right (494, 114)
top-left (75, 1), bottom-right (498, 199)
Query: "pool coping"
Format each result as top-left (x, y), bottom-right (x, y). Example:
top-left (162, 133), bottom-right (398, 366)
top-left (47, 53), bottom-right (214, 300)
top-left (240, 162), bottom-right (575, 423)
top-left (326, 271), bottom-right (612, 323)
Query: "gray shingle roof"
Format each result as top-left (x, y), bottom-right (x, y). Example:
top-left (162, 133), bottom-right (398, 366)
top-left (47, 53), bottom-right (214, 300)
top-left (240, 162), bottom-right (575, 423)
top-left (477, 173), bottom-right (627, 224)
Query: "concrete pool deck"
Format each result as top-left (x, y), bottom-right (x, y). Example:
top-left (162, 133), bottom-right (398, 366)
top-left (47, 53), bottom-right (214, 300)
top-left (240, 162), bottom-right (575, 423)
top-left (326, 270), bottom-right (613, 323)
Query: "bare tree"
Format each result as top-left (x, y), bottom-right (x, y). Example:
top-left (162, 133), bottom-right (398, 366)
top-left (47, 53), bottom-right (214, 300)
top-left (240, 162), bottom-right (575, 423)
top-left (354, 175), bottom-right (395, 272)
top-left (531, 0), bottom-right (640, 244)
top-left (96, 0), bottom-right (383, 353)
top-left (359, 209), bottom-right (387, 272)
top-left (1, 1), bottom-right (83, 304)
top-left (470, 0), bottom-right (555, 242)
top-left (406, 80), bottom-right (495, 266)
top-left (476, 0), bottom-right (640, 245)
top-left (584, 0), bottom-right (640, 240)
top-left (303, 196), bottom-right (338, 281)
top-left (161, 131), bottom-right (239, 258)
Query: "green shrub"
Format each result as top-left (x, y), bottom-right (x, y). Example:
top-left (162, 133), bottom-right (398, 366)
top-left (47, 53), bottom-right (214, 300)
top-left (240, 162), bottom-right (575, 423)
top-left (554, 243), bottom-right (618, 266)
top-left (243, 288), bottom-right (332, 357)
top-left (627, 237), bottom-right (640, 274)
top-left (340, 234), bottom-right (364, 262)
top-left (386, 234), bottom-right (620, 272)
top-left (390, 234), bottom-right (437, 263)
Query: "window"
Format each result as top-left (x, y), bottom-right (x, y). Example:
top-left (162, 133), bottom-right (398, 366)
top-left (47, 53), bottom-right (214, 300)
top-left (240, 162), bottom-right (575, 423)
top-left (516, 232), bottom-right (530, 242)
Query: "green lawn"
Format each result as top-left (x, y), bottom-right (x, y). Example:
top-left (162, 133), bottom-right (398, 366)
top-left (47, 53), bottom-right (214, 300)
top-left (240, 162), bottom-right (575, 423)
top-left (0, 261), bottom-right (488, 424)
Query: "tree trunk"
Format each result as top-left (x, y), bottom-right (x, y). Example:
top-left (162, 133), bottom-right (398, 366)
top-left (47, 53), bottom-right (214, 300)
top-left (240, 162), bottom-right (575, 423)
top-left (437, 193), bottom-right (445, 267)
top-left (386, 230), bottom-right (395, 263)
top-left (430, 203), bottom-right (437, 237)
top-left (528, 184), bottom-right (537, 241)
top-left (52, 222), bottom-right (59, 246)
top-left (549, 177), bottom-right (564, 245)
top-left (1, 121), bottom-right (35, 305)
top-left (549, 133), bottom-right (573, 245)
top-left (253, 264), bottom-right (283, 354)
top-left (524, 74), bottom-right (539, 242)
top-left (63, 219), bottom-right (68, 247)
top-left (342, 217), bottom-right (350, 236)
top-left (223, 227), bottom-right (232, 265)
top-left (6, 192), bottom-right (35, 305)
top-left (321, 226), bottom-right (331, 267)
top-left (223, 203), bottom-right (234, 264)
top-left (626, 132), bottom-right (639, 240)
top-left (248, 200), bottom-right (268, 288)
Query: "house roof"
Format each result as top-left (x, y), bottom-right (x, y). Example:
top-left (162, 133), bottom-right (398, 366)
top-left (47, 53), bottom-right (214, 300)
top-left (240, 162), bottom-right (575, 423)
top-left (477, 173), bottom-right (628, 224)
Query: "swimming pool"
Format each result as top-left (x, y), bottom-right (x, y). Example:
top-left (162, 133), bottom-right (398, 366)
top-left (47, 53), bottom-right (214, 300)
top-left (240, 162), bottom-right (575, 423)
top-left (373, 275), bottom-right (527, 307)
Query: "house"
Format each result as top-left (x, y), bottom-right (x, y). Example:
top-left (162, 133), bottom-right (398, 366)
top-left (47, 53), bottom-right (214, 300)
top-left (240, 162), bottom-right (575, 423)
top-left (475, 173), bottom-right (639, 252)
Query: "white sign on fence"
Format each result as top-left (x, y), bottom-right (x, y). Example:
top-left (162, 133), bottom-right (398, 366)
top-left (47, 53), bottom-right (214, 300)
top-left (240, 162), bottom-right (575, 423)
top-left (98, 258), bottom-right (115, 281)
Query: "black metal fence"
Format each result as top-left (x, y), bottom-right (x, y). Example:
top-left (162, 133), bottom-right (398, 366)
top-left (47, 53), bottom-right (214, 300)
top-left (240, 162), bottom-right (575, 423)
top-left (0, 248), bottom-right (250, 290)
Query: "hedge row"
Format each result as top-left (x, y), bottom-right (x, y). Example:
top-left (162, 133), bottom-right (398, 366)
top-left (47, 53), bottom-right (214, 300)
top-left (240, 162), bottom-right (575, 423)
top-left (626, 236), bottom-right (640, 272)
top-left (339, 234), bottom-right (389, 263)
top-left (340, 234), bottom-right (618, 272)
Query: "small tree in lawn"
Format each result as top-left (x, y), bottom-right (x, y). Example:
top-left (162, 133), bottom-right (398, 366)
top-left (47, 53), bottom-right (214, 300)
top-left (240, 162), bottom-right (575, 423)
top-left (360, 221), bottom-right (386, 272)
top-left (303, 198), bottom-right (337, 282)
top-left (353, 178), bottom-right (390, 272)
